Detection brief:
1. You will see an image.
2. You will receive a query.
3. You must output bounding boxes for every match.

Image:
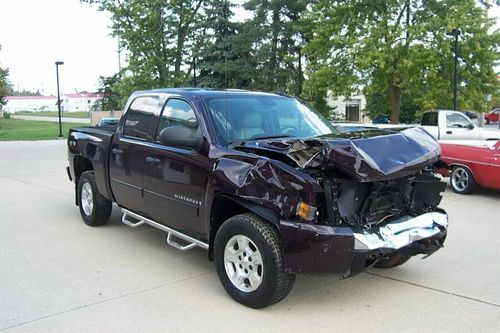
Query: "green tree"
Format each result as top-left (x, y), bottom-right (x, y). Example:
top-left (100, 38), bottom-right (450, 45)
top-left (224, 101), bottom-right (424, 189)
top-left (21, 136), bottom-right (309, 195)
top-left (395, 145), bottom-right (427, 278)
top-left (242, 0), bottom-right (307, 95)
top-left (0, 66), bottom-right (13, 106)
top-left (96, 73), bottom-right (132, 111)
top-left (304, 0), bottom-right (500, 122)
top-left (83, 0), bottom-right (204, 89)
top-left (194, 0), bottom-right (254, 89)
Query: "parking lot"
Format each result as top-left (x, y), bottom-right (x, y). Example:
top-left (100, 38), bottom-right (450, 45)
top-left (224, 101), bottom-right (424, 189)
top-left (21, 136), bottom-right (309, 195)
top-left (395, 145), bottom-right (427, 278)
top-left (1, 140), bottom-right (499, 332)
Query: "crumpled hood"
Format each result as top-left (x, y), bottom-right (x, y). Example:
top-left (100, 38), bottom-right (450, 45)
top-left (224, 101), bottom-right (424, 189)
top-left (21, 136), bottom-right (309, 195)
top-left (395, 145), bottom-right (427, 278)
top-left (234, 127), bottom-right (441, 182)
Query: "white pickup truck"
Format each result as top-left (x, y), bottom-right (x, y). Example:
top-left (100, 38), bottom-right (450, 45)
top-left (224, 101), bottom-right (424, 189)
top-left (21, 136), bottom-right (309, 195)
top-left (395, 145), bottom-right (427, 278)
top-left (420, 110), bottom-right (500, 140)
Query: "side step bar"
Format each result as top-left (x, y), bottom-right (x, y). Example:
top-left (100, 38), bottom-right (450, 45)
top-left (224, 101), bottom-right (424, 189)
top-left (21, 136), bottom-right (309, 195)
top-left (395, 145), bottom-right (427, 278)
top-left (121, 209), bottom-right (209, 251)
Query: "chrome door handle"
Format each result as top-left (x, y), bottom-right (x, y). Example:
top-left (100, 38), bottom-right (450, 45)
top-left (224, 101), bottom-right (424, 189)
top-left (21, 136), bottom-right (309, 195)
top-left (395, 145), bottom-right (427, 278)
top-left (112, 148), bottom-right (124, 155)
top-left (146, 156), bottom-right (161, 165)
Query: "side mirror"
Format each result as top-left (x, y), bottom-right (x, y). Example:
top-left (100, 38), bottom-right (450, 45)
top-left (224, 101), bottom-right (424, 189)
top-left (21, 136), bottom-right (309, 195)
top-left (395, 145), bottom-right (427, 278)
top-left (467, 124), bottom-right (474, 130)
top-left (158, 125), bottom-right (203, 150)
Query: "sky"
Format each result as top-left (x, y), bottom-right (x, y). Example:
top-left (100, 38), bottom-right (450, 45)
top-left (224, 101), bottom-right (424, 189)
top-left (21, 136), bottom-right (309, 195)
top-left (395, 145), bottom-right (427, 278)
top-left (0, 0), bottom-right (119, 96)
top-left (0, 0), bottom-right (497, 96)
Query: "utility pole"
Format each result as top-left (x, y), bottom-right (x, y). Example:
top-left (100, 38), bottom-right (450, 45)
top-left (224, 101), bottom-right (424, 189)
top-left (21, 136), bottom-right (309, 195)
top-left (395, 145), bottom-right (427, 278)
top-left (448, 29), bottom-right (461, 111)
top-left (55, 61), bottom-right (64, 138)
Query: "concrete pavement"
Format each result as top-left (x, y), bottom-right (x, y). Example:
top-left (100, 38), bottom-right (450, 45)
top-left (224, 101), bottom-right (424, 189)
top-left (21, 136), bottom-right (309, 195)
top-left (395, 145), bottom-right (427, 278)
top-left (0, 140), bottom-right (499, 332)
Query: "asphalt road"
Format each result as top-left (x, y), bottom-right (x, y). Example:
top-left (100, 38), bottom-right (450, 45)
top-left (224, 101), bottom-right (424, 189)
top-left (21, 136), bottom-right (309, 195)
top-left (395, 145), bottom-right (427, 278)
top-left (1, 140), bottom-right (499, 332)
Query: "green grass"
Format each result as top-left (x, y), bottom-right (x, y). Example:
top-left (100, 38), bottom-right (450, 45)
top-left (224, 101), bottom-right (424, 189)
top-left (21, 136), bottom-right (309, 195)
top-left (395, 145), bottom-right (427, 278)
top-left (16, 111), bottom-right (90, 118)
top-left (0, 119), bottom-right (89, 141)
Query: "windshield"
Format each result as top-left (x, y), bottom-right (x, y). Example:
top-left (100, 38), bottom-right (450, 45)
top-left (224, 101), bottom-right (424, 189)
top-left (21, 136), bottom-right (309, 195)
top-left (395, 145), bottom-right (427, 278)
top-left (203, 95), bottom-right (338, 144)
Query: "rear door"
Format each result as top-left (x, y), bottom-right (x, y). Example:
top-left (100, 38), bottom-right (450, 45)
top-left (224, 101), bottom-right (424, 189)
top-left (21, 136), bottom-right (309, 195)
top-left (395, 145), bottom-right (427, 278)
top-left (143, 98), bottom-right (210, 238)
top-left (109, 95), bottom-right (162, 215)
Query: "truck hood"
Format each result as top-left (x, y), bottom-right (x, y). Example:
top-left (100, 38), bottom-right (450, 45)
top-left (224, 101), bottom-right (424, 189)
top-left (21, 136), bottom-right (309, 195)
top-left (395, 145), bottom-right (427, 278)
top-left (233, 127), bottom-right (441, 182)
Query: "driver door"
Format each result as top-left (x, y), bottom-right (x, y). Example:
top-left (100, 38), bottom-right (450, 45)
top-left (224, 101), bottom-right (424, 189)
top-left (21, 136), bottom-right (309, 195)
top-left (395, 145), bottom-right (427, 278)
top-left (142, 98), bottom-right (210, 239)
top-left (443, 112), bottom-right (477, 140)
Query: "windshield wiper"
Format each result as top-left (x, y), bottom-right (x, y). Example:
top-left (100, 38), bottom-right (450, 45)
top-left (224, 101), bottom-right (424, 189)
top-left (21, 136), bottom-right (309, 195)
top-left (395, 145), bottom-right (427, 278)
top-left (251, 134), bottom-right (293, 140)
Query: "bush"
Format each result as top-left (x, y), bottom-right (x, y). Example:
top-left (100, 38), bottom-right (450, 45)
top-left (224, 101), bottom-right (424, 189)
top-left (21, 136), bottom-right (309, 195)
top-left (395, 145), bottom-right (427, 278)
top-left (3, 112), bottom-right (11, 119)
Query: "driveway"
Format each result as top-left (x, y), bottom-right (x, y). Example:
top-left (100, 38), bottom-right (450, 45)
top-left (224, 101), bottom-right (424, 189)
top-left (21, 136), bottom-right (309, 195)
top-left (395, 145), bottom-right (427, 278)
top-left (0, 140), bottom-right (499, 332)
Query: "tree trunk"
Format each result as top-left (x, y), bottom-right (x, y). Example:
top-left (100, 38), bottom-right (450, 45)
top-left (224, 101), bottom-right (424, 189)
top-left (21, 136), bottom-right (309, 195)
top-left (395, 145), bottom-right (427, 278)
top-left (388, 83), bottom-right (401, 123)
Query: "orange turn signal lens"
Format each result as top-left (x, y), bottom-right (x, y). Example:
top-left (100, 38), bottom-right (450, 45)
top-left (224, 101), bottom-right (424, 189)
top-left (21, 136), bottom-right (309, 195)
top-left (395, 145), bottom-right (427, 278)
top-left (296, 201), bottom-right (316, 221)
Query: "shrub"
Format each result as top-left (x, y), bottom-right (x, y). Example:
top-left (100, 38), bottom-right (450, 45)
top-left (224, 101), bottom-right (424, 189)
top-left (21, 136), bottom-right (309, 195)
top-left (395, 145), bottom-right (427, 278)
top-left (3, 112), bottom-right (11, 119)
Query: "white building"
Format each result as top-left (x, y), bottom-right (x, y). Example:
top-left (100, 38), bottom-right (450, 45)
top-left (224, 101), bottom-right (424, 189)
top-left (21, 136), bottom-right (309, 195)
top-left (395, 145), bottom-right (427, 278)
top-left (326, 93), bottom-right (367, 122)
top-left (3, 93), bottom-right (102, 113)
top-left (3, 95), bottom-right (58, 112)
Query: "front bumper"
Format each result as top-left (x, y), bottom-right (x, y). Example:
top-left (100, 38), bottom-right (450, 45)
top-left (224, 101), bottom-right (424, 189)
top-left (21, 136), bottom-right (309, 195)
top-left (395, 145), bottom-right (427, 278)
top-left (280, 211), bottom-right (448, 275)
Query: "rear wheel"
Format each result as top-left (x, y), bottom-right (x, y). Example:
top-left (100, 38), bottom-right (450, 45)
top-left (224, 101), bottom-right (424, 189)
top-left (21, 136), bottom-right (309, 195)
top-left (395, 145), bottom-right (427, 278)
top-left (214, 213), bottom-right (295, 308)
top-left (374, 253), bottom-right (411, 269)
top-left (450, 166), bottom-right (475, 194)
top-left (77, 171), bottom-right (112, 226)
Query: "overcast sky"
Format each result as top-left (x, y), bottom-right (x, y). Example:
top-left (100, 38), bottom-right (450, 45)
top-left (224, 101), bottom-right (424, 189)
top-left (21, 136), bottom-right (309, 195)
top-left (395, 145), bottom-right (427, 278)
top-left (0, 0), bottom-right (497, 96)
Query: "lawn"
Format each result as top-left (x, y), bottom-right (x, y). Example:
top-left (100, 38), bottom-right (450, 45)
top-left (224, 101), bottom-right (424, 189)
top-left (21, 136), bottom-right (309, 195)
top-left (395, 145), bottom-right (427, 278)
top-left (0, 119), bottom-right (89, 141)
top-left (15, 111), bottom-right (90, 118)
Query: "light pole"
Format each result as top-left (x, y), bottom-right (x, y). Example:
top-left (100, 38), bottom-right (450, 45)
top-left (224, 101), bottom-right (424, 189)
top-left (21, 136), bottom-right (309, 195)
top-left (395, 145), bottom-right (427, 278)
top-left (447, 29), bottom-right (460, 111)
top-left (55, 61), bottom-right (64, 137)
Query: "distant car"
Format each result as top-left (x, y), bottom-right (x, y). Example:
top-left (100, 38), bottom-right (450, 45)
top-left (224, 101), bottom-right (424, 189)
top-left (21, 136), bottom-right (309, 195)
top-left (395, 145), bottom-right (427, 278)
top-left (331, 122), bottom-right (378, 132)
top-left (463, 110), bottom-right (478, 120)
top-left (97, 118), bottom-right (119, 127)
top-left (485, 109), bottom-right (499, 124)
top-left (438, 140), bottom-right (500, 194)
top-left (372, 115), bottom-right (390, 124)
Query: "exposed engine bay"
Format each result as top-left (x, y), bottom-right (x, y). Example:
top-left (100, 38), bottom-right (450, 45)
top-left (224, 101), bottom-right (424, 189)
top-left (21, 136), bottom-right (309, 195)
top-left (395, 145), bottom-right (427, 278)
top-left (320, 171), bottom-right (446, 228)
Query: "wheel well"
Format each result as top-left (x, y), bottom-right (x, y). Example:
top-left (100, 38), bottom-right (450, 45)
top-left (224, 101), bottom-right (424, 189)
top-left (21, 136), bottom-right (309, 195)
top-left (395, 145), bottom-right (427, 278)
top-left (450, 164), bottom-right (476, 180)
top-left (208, 195), bottom-right (280, 261)
top-left (73, 156), bottom-right (93, 185)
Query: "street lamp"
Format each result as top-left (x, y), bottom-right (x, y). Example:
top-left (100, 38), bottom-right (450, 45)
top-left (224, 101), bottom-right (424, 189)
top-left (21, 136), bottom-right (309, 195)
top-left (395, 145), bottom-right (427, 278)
top-left (55, 61), bottom-right (64, 137)
top-left (447, 29), bottom-right (461, 111)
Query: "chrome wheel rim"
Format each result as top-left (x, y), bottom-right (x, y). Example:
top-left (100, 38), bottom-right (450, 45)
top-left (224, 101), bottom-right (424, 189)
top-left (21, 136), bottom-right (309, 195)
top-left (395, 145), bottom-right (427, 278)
top-left (452, 168), bottom-right (468, 192)
top-left (224, 235), bottom-right (264, 292)
top-left (81, 182), bottom-right (94, 216)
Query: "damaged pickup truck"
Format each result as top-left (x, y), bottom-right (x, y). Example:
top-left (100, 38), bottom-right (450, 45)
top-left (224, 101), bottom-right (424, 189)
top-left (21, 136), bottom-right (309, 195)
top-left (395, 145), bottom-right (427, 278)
top-left (67, 89), bottom-right (448, 308)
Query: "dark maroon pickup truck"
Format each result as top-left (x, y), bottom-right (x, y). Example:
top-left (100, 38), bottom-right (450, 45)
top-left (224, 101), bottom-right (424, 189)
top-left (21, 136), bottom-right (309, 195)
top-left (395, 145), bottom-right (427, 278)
top-left (67, 88), bottom-right (448, 308)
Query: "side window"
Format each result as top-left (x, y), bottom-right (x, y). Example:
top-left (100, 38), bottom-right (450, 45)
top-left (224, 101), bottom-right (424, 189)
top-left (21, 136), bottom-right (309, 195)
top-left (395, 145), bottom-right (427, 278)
top-left (123, 96), bottom-right (159, 140)
top-left (421, 112), bottom-right (438, 126)
top-left (156, 99), bottom-right (199, 140)
top-left (446, 112), bottom-right (472, 128)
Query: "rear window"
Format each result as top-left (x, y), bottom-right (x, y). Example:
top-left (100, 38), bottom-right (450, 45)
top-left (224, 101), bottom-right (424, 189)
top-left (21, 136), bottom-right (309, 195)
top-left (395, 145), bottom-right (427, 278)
top-left (123, 96), bottom-right (160, 140)
top-left (421, 112), bottom-right (438, 126)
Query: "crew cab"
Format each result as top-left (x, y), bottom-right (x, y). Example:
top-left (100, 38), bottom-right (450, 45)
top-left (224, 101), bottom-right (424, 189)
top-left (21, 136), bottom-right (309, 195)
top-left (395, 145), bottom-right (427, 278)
top-left (420, 110), bottom-right (500, 140)
top-left (67, 89), bottom-right (449, 308)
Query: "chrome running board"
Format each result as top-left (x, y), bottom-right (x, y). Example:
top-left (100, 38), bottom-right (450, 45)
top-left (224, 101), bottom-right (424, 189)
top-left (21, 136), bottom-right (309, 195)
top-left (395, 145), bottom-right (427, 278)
top-left (121, 208), bottom-right (209, 251)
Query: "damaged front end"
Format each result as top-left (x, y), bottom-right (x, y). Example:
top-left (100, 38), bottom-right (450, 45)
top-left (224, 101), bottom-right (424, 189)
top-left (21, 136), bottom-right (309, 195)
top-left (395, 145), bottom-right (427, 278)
top-left (221, 127), bottom-right (448, 276)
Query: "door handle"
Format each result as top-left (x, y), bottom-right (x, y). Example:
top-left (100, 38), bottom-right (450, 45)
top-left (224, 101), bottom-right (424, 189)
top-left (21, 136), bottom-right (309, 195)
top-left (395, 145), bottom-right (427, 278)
top-left (494, 154), bottom-right (500, 160)
top-left (112, 148), bottom-right (124, 155)
top-left (146, 156), bottom-right (161, 165)
top-left (446, 131), bottom-right (452, 134)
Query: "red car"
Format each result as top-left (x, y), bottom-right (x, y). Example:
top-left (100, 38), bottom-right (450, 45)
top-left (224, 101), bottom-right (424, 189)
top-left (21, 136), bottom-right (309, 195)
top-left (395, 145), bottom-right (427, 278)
top-left (439, 140), bottom-right (500, 194)
top-left (485, 109), bottom-right (499, 124)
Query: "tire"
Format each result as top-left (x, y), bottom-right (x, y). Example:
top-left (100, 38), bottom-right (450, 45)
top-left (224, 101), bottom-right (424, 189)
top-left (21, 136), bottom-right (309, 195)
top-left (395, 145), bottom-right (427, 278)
top-left (485, 118), bottom-right (490, 124)
top-left (374, 253), bottom-right (411, 269)
top-left (450, 166), bottom-right (476, 194)
top-left (77, 171), bottom-right (112, 226)
top-left (214, 213), bottom-right (295, 308)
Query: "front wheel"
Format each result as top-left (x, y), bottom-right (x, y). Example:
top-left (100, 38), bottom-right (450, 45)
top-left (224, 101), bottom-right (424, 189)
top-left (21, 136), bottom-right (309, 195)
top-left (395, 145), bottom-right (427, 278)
top-left (450, 166), bottom-right (475, 194)
top-left (214, 213), bottom-right (295, 308)
top-left (77, 171), bottom-right (112, 226)
top-left (485, 118), bottom-right (490, 124)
